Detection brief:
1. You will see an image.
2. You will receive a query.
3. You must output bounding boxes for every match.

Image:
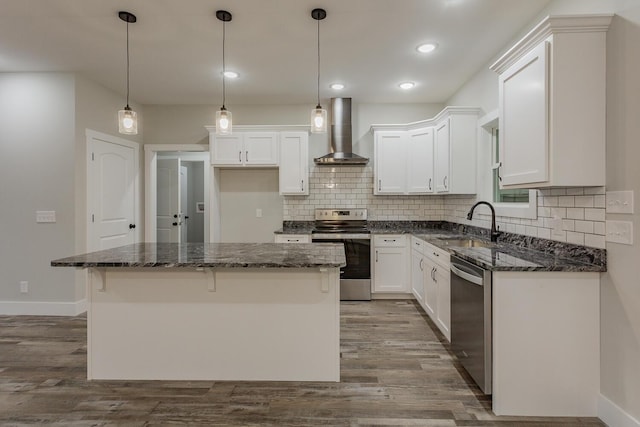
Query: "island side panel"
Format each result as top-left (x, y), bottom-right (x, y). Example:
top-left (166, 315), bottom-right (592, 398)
top-left (492, 271), bottom-right (600, 417)
top-left (87, 267), bottom-right (340, 381)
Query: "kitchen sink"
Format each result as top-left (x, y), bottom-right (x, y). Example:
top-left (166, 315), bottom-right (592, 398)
top-left (436, 238), bottom-right (496, 248)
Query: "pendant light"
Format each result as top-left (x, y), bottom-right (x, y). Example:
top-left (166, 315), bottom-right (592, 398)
top-left (118, 11), bottom-right (138, 135)
top-left (310, 8), bottom-right (327, 134)
top-left (215, 10), bottom-right (233, 135)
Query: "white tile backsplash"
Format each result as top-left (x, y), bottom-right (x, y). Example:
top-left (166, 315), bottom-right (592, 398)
top-left (283, 166), bottom-right (607, 249)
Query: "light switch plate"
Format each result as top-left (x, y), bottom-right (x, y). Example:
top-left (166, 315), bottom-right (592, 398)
top-left (606, 191), bottom-right (634, 214)
top-left (606, 220), bottom-right (634, 245)
top-left (36, 211), bottom-right (56, 223)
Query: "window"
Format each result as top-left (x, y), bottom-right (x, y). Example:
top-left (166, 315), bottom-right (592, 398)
top-left (479, 111), bottom-right (537, 219)
top-left (491, 128), bottom-right (529, 203)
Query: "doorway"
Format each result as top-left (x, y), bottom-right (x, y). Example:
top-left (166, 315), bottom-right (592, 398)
top-left (144, 145), bottom-right (210, 243)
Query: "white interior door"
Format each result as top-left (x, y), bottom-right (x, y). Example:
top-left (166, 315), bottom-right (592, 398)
top-left (180, 165), bottom-right (188, 243)
top-left (88, 137), bottom-right (136, 251)
top-left (157, 159), bottom-right (180, 243)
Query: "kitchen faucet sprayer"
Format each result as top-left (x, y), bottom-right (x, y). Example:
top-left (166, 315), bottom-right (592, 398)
top-left (466, 201), bottom-right (500, 242)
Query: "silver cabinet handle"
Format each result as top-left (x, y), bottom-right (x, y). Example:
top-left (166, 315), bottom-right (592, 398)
top-left (419, 258), bottom-right (424, 271)
top-left (375, 250), bottom-right (378, 262)
top-left (443, 176), bottom-right (448, 189)
top-left (301, 180), bottom-right (304, 191)
top-left (384, 239), bottom-right (396, 242)
top-left (433, 267), bottom-right (437, 283)
top-left (246, 151), bottom-right (249, 162)
top-left (286, 239), bottom-right (299, 242)
top-left (433, 251), bottom-right (439, 257)
top-left (378, 179), bottom-right (382, 191)
top-left (431, 267), bottom-right (435, 280)
top-left (238, 151), bottom-right (242, 162)
top-left (428, 178), bottom-right (432, 191)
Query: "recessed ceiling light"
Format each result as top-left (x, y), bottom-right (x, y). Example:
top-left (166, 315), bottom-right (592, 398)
top-left (399, 82), bottom-right (415, 90)
top-left (330, 83), bottom-right (345, 90)
top-left (223, 71), bottom-right (239, 78)
top-left (417, 43), bottom-right (438, 53)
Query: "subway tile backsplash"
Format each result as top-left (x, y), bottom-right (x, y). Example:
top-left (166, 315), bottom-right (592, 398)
top-left (283, 166), bottom-right (607, 249)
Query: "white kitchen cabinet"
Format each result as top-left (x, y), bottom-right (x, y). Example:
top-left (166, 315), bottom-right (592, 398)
top-left (410, 237), bottom-right (426, 303)
top-left (414, 237), bottom-right (451, 341)
top-left (274, 234), bottom-right (311, 243)
top-left (490, 15), bottom-right (612, 188)
top-left (279, 132), bottom-right (309, 195)
top-left (407, 128), bottom-right (434, 194)
top-left (372, 235), bottom-right (408, 293)
top-left (373, 131), bottom-right (406, 195)
top-left (210, 132), bottom-right (278, 166)
top-left (371, 106), bottom-right (479, 196)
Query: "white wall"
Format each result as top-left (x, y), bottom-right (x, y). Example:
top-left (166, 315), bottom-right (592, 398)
top-left (0, 73), bottom-right (76, 306)
top-left (219, 169), bottom-right (283, 243)
top-left (448, 0), bottom-right (640, 422)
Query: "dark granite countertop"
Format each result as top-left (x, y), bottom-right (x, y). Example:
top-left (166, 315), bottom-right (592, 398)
top-left (275, 220), bottom-right (606, 273)
top-left (51, 243), bottom-right (346, 269)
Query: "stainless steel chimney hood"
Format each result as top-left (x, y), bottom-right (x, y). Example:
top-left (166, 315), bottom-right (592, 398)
top-left (314, 98), bottom-right (369, 165)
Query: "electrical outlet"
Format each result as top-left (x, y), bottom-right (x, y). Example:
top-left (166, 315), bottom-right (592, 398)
top-left (19, 281), bottom-right (28, 293)
top-left (606, 191), bottom-right (634, 214)
top-left (256, 208), bottom-right (263, 218)
top-left (606, 220), bottom-right (634, 245)
top-left (36, 211), bottom-right (56, 223)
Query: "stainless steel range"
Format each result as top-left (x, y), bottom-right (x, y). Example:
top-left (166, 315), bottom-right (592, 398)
top-left (311, 208), bottom-right (371, 301)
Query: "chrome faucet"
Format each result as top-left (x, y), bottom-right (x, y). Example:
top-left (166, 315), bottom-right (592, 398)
top-left (467, 201), bottom-right (500, 242)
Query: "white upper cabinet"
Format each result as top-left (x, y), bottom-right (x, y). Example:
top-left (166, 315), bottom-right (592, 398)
top-left (279, 132), bottom-right (309, 195)
top-left (374, 131), bottom-right (407, 195)
top-left (491, 15), bottom-right (612, 188)
top-left (372, 107), bottom-right (479, 195)
top-left (434, 119), bottom-right (450, 193)
top-left (209, 131), bottom-right (278, 167)
top-left (407, 128), bottom-right (434, 194)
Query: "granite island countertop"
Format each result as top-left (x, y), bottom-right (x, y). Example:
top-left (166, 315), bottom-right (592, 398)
top-left (51, 242), bottom-right (346, 269)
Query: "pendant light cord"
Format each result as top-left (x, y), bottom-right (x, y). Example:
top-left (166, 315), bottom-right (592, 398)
top-left (126, 21), bottom-right (130, 108)
top-left (222, 20), bottom-right (226, 109)
top-left (316, 16), bottom-right (321, 107)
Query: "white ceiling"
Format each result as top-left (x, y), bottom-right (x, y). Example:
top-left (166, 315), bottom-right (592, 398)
top-left (0, 0), bottom-right (551, 105)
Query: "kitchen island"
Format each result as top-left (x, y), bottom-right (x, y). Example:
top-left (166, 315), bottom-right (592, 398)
top-left (52, 243), bottom-right (346, 382)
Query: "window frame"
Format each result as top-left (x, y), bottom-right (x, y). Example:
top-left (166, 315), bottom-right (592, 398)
top-left (478, 110), bottom-right (537, 220)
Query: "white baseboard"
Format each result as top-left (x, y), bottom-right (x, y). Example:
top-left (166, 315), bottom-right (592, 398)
top-left (599, 394), bottom-right (640, 427)
top-left (0, 299), bottom-right (87, 316)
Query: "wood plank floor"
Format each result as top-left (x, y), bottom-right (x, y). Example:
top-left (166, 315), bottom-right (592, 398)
top-left (0, 300), bottom-right (604, 426)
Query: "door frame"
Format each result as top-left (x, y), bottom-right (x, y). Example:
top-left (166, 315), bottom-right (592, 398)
top-left (144, 144), bottom-right (211, 242)
top-left (86, 129), bottom-right (141, 252)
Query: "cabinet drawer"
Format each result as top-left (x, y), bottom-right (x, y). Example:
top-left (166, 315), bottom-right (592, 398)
top-left (411, 236), bottom-right (427, 255)
top-left (274, 234), bottom-right (311, 244)
top-left (424, 242), bottom-right (450, 268)
top-left (373, 235), bottom-right (406, 247)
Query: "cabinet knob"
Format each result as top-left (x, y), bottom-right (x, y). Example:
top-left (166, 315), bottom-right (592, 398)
top-left (172, 222), bottom-right (178, 226)
top-left (129, 224), bottom-right (136, 229)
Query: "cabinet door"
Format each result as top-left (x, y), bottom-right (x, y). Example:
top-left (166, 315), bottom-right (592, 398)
top-left (244, 132), bottom-right (279, 165)
top-left (435, 266), bottom-right (451, 342)
top-left (499, 41), bottom-right (549, 186)
top-left (423, 258), bottom-right (437, 318)
top-left (211, 134), bottom-right (243, 165)
top-left (434, 119), bottom-right (450, 193)
top-left (411, 249), bottom-right (425, 303)
top-left (374, 131), bottom-right (407, 194)
top-left (373, 247), bottom-right (408, 292)
top-left (407, 128), bottom-right (434, 194)
top-left (279, 132), bottom-right (309, 195)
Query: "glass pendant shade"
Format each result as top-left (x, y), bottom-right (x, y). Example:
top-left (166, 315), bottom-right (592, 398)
top-left (310, 106), bottom-right (327, 134)
top-left (216, 108), bottom-right (232, 135)
top-left (118, 106), bottom-right (138, 135)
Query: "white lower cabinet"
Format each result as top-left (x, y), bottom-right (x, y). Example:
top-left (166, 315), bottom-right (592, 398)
top-left (411, 236), bottom-right (451, 342)
top-left (274, 234), bottom-right (311, 243)
top-left (373, 235), bottom-right (408, 293)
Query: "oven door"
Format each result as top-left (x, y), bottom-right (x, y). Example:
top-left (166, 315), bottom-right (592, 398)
top-left (312, 234), bottom-right (371, 301)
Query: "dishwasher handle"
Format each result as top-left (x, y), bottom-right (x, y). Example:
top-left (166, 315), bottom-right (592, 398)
top-left (451, 263), bottom-right (483, 286)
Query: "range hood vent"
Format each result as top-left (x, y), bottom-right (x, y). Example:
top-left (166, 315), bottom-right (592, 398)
top-left (314, 98), bottom-right (369, 166)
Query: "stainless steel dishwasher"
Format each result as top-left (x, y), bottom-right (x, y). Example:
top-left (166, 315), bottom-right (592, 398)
top-left (450, 255), bottom-right (492, 394)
